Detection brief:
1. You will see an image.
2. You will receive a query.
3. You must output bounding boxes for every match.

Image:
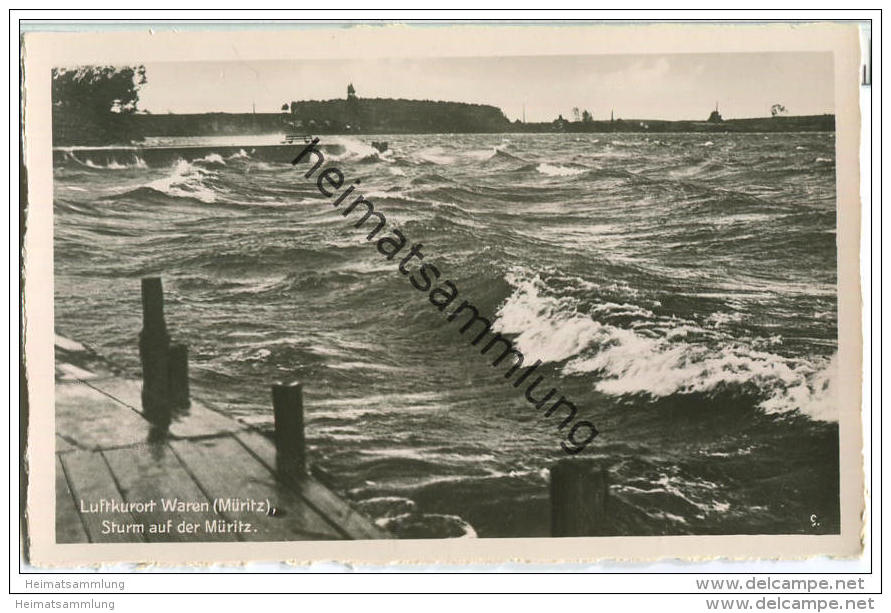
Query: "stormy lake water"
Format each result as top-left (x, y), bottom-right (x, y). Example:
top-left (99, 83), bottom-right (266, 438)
top-left (54, 132), bottom-right (840, 538)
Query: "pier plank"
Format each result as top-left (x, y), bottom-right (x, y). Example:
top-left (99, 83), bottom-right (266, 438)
top-left (234, 430), bottom-right (388, 540)
top-left (169, 436), bottom-right (342, 541)
top-left (102, 443), bottom-right (234, 542)
top-left (55, 344), bottom-right (388, 542)
top-left (55, 456), bottom-right (88, 544)
top-left (56, 434), bottom-right (79, 454)
top-left (168, 399), bottom-right (244, 439)
top-left (80, 377), bottom-right (242, 439)
top-left (56, 381), bottom-right (151, 450)
top-left (59, 450), bottom-right (146, 543)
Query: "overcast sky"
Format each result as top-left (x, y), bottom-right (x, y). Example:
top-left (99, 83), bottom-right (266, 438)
top-left (137, 52), bottom-right (834, 122)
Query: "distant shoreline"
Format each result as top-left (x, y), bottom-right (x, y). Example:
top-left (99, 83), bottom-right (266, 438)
top-left (126, 111), bottom-right (834, 137)
top-left (52, 111), bottom-right (836, 147)
top-left (53, 94), bottom-right (834, 145)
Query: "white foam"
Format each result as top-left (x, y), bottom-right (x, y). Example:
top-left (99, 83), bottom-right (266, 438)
top-left (759, 353), bottom-right (838, 421)
top-left (196, 153), bottom-right (226, 165)
top-left (145, 159), bottom-right (218, 203)
top-left (327, 137), bottom-right (390, 163)
top-left (464, 148), bottom-right (498, 160)
top-left (705, 311), bottom-right (744, 327)
top-left (78, 155), bottom-right (147, 170)
top-left (536, 163), bottom-right (586, 177)
top-left (618, 473), bottom-right (727, 515)
top-left (416, 146), bottom-right (455, 165)
top-left (358, 496), bottom-right (417, 518)
top-left (227, 149), bottom-right (250, 160)
top-left (363, 189), bottom-right (411, 200)
top-left (495, 271), bottom-right (606, 364)
top-left (376, 513), bottom-right (478, 538)
top-left (495, 269), bottom-right (838, 421)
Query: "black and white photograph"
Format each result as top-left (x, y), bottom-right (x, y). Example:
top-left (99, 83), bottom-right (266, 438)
top-left (22, 21), bottom-right (866, 565)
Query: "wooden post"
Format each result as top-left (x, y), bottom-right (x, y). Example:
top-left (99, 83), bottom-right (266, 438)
top-left (272, 381), bottom-right (306, 479)
top-left (167, 343), bottom-right (190, 409)
top-left (141, 277), bottom-right (167, 334)
top-left (550, 459), bottom-right (610, 537)
top-left (139, 277), bottom-right (171, 426)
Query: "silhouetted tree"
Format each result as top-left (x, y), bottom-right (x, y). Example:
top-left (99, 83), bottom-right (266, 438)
top-left (52, 65), bottom-right (146, 114)
top-left (51, 65), bottom-right (147, 144)
top-left (581, 109), bottom-right (593, 123)
top-left (771, 103), bottom-right (788, 117)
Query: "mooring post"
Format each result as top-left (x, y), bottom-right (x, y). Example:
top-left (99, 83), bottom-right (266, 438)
top-left (550, 459), bottom-right (610, 537)
top-left (272, 381), bottom-right (306, 479)
top-left (139, 277), bottom-right (171, 426)
top-left (167, 343), bottom-right (190, 409)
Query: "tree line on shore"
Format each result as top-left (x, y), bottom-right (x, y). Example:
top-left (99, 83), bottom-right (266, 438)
top-left (50, 66), bottom-right (835, 146)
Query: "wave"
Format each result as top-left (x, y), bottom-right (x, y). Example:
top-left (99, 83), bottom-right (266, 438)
top-left (412, 146), bottom-right (455, 165)
top-left (464, 148), bottom-right (499, 161)
top-left (136, 159), bottom-right (219, 203)
top-left (67, 152), bottom-right (147, 170)
top-left (325, 137), bottom-right (391, 163)
top-left (616, 471), bottom-right (729, 516)
top-left (494, 269), bottom-right (838, 421)
top-left (194, 153), bottom-right (227, 166)
top-left (362, 188), bottom-right (412, 201)
top-left (409, 173), bottom-right (455, 186)
top-left (536, 162), bottom-right (587, 177)
top-left (486, 148), bottom-right (528, 165)
top-left (227, 148), bottom-right (251, 160)
top-left (374, 511), bottom-right (477, 538)
top-left (355, 496), bottom-right (417, 519)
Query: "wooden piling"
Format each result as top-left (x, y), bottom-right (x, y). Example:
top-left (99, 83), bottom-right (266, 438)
top-left (550, 459), bottom-right (610, 537)
top-left (272, 381), bottom-right (306, 479)
top-left (139, 277), bottom-right (171, 425)
top-left (167, 343), bottom-right (190, 409)
top-left (141, 277), bottom-right (167, 334)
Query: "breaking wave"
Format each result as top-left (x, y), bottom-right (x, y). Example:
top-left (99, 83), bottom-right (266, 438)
top-left (67, 152), bottom-right (147, 170)
top-left (227, 148), bottom-right (251, 160)
top-left (194, 152), bottom-right (227, 166)
top-left (536, 163), bottom-right (587, 176)
top-left (375, 512), bottom-right (477, 539)
top-left (325, 137), bottom-right (391, 163)
top-left (55, 131), bottom-right (841, 537)
top-left (415, 146), bottom-right (456, 165)
top-left (141, 159), bottom-right (219, 203)
top-left (495, 269), bottom-right (837, 421)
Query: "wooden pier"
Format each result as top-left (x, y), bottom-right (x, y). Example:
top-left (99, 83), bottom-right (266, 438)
top-left (54, 280), bottom-right (388, 544)
top-left (55, 277), bottom-right (612, 543)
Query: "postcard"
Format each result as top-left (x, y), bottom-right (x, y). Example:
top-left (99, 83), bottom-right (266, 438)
top-left (21, 20), bottom-right (865, 565)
